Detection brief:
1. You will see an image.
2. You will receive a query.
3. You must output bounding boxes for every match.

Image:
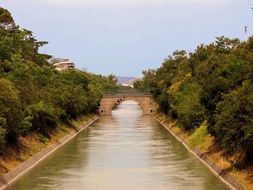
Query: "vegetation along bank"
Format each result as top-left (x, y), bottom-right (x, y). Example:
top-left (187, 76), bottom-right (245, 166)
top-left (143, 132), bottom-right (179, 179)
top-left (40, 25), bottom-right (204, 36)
top-left (134, 36), bottom-right (253, 189)
top-left (0, 7), bottom-right (119, 178)
top-left (1, 6), bottom-right (253, 190)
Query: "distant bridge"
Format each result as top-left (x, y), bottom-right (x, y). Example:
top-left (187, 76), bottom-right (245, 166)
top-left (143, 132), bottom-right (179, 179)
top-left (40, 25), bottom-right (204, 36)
top-left (99, 93), bottom-right (157, 115)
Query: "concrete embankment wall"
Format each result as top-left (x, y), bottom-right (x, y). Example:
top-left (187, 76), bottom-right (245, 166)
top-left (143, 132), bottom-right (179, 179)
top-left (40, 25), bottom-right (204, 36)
top-left (0, 116), bottom-right (99, 190)
top-left (155, 116), bottom-right (244, 190)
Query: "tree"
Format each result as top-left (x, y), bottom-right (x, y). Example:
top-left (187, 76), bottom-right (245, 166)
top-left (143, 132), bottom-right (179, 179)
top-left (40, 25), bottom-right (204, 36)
top-left (173, 82), bottom-right (205, 130)
top-left (0, 7), bottom-right (15, 29)
top-left (0, 78), bottom-right (21, 141)
top-left (214, 80), bottom-right (253, 162)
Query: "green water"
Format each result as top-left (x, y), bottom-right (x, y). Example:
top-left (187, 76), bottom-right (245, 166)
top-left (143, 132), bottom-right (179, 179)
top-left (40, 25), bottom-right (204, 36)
top-left (6, 101), bottom-right (230, 190)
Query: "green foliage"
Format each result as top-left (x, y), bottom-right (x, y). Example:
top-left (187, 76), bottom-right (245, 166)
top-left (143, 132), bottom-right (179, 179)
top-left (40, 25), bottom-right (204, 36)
top-left (214, 81), bottom-right (253, 156)
top-left (0, 7), bottom-right (119, 152)
top-left (55, 85), bottom-right (88, 120)
top-left (38, 134), bottom-right (48, 143)
top-left (0, 117), bottom-right (7, 149)
top-left (136, 35), bottom-right (253, 164)
top-left (189, 123), bottom-right (210, 148)
top-left (22, 102), bottom-right (58, 135)
top-left (0, 78), bottom-right (21, 140)
top-left (173, 82), bottom-right (205, 130)
top-left (0, 7), bottom-right (15, 28)
top-left (133, 79), bottom-right (144, 90)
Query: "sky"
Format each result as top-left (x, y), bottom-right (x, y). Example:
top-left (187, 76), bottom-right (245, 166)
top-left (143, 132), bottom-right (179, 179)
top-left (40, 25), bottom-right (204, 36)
top-left (1, 0), bottom-right (252, 77)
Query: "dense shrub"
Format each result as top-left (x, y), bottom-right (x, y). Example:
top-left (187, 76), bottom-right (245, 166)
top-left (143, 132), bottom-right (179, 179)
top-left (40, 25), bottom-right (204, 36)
top-left (173, 82), bottom-right (205, 130)
top-left (214, 81), bottom-right (253, 158)
top-left (0, 7), bottom-right (118, 150)
top-left (135, 35), bottom-right (253, 164)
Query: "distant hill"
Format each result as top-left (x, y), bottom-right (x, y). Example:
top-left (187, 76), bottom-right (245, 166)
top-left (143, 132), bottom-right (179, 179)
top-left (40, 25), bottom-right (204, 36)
top-left (117, 76), bottom-right (138, 86)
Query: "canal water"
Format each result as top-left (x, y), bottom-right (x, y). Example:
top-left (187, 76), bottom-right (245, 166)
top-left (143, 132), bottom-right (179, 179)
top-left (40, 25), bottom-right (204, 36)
top-left (6, 101), bottom-right (230, 190)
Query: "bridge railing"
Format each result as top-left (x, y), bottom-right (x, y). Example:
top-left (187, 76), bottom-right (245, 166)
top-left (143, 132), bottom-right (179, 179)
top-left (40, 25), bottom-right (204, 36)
top-left (103, 89), bottom-right (151, 97)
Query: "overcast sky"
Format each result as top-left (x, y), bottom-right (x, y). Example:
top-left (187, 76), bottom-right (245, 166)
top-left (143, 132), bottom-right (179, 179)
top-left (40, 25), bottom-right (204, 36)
top-left (1, 0), bottom-right (252, 77)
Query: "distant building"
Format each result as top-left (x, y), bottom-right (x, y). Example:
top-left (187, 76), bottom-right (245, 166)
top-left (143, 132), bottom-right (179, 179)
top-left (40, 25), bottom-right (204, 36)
top-left (53, 59), bottom-right (75, 71)
top-left (121, 83), bottom-right (134, 88)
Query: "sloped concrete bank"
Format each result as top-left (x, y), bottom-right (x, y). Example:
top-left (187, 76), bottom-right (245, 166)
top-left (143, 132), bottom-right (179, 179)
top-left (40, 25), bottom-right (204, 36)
top-left (0, 116), bottom-right (99, 190)
top-left (155, 116), bottom-right (244, 190)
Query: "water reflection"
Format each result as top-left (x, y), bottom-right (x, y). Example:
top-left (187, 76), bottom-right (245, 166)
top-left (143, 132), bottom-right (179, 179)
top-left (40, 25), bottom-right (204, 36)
top-left (6, 100), bottom-right (229, 190)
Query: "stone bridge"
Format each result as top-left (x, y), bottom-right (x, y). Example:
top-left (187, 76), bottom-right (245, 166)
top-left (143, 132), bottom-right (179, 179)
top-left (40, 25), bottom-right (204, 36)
top-left (99, 94), bottom-right (157, 115)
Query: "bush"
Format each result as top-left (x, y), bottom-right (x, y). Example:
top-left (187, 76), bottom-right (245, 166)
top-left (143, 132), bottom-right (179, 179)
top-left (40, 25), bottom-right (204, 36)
top-left (0, 117), bottom-right (7, 149)
top-left (173, 82), bottom-right (205, 130)
top-left (0, 7), bottom-right (119, 152)
top-left (22, 102), bottom-right (58, 135)
top-left (38, 134), bottom-right (48, 143)
top-left (0, 78), bottom-right (21, 141)
top-left (213, 80), bottom-right (253, 157)
top-left (189, 122), bottom-right (210, 148)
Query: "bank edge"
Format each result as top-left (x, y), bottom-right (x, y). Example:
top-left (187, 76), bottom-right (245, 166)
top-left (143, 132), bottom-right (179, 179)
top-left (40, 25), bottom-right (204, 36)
top-left (155, 115), bottom-right (244, 190)
top-left (0, 116), bottom-right (99, 190)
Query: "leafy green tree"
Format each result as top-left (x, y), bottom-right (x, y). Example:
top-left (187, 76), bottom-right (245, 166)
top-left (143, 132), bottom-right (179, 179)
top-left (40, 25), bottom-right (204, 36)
top-left (22, 101), bottom-right (57, 136)
top-left (0, 78), bottom-right (21, 141)
top-left (173, 82), bottom-right (205, 130)
top-left (0, 7), bottom-right (120, 152)
top-left (214, 80), bottom-right (253, 161)
top-left (0, 7), bottom-right (15, 29)
top-left (0, 117), bottom-right (7, 149)
top-left (137, 35), bottom-right (253, 166)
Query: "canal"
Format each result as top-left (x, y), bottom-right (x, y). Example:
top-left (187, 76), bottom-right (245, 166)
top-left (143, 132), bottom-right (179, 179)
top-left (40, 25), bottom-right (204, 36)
top-left (6, 101), bottom-right (230, 190)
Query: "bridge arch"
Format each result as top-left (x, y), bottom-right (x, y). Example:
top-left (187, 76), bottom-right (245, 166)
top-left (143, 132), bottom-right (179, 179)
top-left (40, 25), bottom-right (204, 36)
top-left (99, 94), bottom-right (157, 115)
